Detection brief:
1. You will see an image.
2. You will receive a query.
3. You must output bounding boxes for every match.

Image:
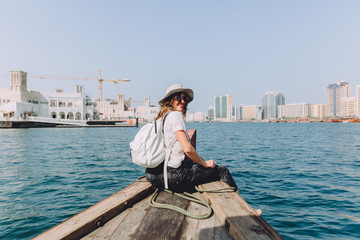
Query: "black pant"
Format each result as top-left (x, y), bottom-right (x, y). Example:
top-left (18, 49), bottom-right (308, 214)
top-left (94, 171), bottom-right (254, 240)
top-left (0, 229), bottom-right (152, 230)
top-left (145, 159), bottom-right (238, 192)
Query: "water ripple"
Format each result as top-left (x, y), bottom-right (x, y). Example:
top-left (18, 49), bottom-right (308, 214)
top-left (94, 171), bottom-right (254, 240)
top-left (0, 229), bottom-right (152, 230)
top-left (1, 124), bottom-right (360, 239)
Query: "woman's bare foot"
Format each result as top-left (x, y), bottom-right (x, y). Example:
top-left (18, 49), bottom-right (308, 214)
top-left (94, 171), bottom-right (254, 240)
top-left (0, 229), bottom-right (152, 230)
top-left (256, 209), bottom-right (262, 215)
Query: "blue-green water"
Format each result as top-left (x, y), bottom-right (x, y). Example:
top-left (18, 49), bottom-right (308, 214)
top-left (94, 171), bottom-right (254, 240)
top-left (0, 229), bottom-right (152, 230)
top-left (1, 123), bottom-right (360, 239)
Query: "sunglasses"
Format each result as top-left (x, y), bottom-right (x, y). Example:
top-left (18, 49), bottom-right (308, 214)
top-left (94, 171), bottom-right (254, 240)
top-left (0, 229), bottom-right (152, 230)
top-left (174, 94), bottom-right (189, 102)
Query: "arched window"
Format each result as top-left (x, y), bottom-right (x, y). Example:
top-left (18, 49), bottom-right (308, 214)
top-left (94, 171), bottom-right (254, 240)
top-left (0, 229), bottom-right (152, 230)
top-left (75, 112), bottom-right (82, 120)
top-left (67, 112), bottom-right (74, 119)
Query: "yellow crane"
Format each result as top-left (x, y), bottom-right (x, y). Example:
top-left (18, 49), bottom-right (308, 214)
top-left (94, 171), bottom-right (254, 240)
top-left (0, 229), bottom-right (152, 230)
top-left (29, 70), bottom-right (130, 102)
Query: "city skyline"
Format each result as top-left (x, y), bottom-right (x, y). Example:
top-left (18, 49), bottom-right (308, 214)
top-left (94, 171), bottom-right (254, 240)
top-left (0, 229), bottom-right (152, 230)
top-left (207, 80), bottom-right (360, 116)
top-left (1, 70), bottom-right (359, 123)
top-left (2, 69), bottom-right (360, 117)
top-left (204, 80), bottom-right (360, 121)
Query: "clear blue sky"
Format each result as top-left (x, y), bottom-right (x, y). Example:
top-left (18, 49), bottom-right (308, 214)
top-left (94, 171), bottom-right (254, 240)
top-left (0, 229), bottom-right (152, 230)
top-left (1, 0), bottom-right (360, 113)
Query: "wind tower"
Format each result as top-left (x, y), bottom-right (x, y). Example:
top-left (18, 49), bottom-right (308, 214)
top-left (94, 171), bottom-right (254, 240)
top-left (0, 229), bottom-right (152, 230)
top-left (9, 71), bottom-right (28, 102)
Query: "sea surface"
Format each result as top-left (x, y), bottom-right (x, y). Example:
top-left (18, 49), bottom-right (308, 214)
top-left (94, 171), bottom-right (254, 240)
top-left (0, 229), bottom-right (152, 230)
top-left (1, 123), bottom-right (359, 240)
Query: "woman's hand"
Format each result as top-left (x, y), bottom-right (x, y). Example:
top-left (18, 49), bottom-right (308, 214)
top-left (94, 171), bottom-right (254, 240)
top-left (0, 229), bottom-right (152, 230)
top-left (205, 160), bottom-right (216, 168)
top-left (174, 130), bottom-right (217, 169)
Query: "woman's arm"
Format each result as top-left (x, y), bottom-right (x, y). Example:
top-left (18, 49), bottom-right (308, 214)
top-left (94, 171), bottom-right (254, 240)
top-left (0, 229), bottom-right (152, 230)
top-left (174, 130), bottom-right (216, 168)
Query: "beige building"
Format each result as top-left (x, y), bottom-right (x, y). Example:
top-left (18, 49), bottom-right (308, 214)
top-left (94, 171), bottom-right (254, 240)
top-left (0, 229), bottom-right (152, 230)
top-left (310, 104), bottom-right (326, 119)
top-left (340, 97), bottom-right (356, 117)
top-left (278, 103), bottom-right (311, 119)
top-left (242, 105), bottom-right (260, 121)
top-left (96, 95), bottom-right (134, 120)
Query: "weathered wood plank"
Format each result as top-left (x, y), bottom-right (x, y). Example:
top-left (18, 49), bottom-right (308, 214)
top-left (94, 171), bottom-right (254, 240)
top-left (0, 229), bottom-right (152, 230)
top-left (81, 208), bottom-right (130, 240)
top-left (131, 190), bottom-right (191, 240)
top-left (181, 192), bottom-right (233, 240)
top-left (32, 181), bottom-right (154, 240)
top-left (81, 195), bottom-right (152, 240)
top-left (107, 195), bottom-right (152, 240)
top-left (176, 192), bottom-right (204, 240)
top-left (198, 181), bottom-right (283, 240)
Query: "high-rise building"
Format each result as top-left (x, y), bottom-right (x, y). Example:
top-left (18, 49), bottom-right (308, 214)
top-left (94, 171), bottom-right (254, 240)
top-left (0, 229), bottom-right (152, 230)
top-left (238, 105), bottom-right (244, 120)
top-left (262, 91), bottom-right (285, 119)
top-left (229, 105), bottom-right (238, 121)
top-left (208, 106), bottom-right (214, 121)
top-left (326, 81), bottom-right (351, 117)
top-left (356, 85), bottom-right (360, 116)
top-left (214, 94), bottom-right (233, 121)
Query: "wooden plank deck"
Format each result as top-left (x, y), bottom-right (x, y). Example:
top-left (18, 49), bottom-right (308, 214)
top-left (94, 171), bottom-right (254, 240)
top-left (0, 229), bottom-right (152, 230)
top-left (198, 181), bottom-right (282, 240)
top-left (80, 186), bottom-right (233, 240)
top-left (32, 181), bottom-right (154, 240)
top-left (33, 129), bottom-right (283, 240)
top-left (33, 179), bottom-right (282, 239)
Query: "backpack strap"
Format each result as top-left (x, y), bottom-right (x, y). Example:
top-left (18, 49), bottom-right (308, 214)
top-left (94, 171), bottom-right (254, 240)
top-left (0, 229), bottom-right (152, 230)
top-left (163, 138), bottom-right (176, 189)
top-left (161, 112), bottom-right (170, 133)
top-left (161, 112), bottom-right (176, 189)
top-left (154, 112), bottom-right (170, 134)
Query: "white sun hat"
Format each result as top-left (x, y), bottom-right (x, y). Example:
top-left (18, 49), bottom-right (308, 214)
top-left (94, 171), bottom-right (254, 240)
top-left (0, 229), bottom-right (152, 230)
top-left (158, 84), bottom-right (194, 106)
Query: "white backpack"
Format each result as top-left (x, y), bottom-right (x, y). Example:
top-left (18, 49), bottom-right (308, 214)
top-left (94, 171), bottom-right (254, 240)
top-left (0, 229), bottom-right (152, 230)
top-left (130, 114), bottom-right (170, 168)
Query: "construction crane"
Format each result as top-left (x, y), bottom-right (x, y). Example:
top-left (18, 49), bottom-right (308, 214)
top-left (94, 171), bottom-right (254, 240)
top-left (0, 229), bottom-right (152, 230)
top-left (28, 70), bottom-right (130, 102)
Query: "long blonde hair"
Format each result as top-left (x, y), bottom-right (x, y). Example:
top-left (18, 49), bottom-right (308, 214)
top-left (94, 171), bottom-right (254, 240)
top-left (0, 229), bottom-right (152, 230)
top-left (156, 94), bottom-right (188, 120)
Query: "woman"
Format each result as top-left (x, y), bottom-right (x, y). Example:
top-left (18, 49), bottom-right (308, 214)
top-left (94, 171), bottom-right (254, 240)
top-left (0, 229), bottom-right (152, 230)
top-left (145, 84), bottom-right (239, 193)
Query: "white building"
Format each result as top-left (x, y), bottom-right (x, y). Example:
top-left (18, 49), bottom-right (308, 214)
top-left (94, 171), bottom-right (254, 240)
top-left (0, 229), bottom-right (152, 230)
top-left (1, 71), bottom-right (41, 119)
top-left (135, 97), bottom-right (160, 123)
top-left (193, 111), bottom-right (207, 122)
top-left (1, 71), bottom-right (96, 120)
top-left (229, 105), bottom-right (238, 121)
top-left (0, 70), bottom-right (117, 121)
top-left (278, 103), bottom-right (311, 119)
top-left (186, 112), bottom-right (207, 122)
top-left (43, 86), bottom-right (96, 120)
